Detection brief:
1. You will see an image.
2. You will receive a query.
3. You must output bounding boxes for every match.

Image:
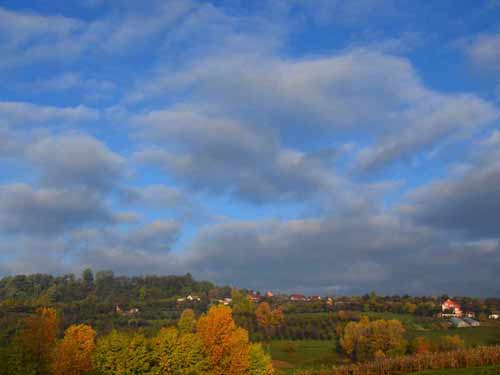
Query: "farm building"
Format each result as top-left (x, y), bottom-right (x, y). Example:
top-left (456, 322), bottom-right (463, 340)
top-left (450, 317), bottom-right (469, 328)
top-left (463, 317), bottom-right (480, 326)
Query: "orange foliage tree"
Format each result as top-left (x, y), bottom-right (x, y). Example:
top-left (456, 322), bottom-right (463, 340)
top-left (19, 307), bottom-right (59, 374)
top-left (255, 302), bottom-right (284, 345)
top-left (52, 324), bottom-right (96, 375)
top-left (197, 305), bottom-right (250, 375)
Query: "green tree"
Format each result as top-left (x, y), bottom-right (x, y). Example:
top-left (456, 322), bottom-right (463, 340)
top-left (178, 309), bottom-right (197, 334)
top-left (93, 330), bottom-right (129, 375)
top-left (436, 335), bottom-right (465, 351)
top-left (231, 289), bottom-right (255, 315)
top-left (249, 343), bottom-right (274, 375)
top-left (82, 268), bottom-right (94, 290)
top-left (93, 330), bottom-right (155, 375)
top-left (139, 286), bottom-right (147, 301)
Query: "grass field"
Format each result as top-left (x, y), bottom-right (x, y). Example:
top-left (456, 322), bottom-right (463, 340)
top-left (409, 366), bottom-right (500, 374)
top-left (361, 312), bottom-right (500, 347)
top-left (269, 314), bottom-right (500, 374)
top-left (408, 322), bottom-right (500, 347)
top-left (269, 340), bottom-right (339, 374)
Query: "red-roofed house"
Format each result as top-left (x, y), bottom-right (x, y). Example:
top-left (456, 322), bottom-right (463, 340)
top-left (290, 294), bottom-right (307, 301)
top-left (441, 299), bottom-right (462, 317)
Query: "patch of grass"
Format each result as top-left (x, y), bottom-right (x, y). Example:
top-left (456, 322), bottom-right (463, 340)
top-left (361, 312), bottom-right (436, 330)
top-left (409, 366), bottom-right (500, 375)
top-left (408, 321), bottom-right (500, 347)
top-left (269, 340), bottom-right (339, 374)
top-left (362, 312), bottom-right (500, 347)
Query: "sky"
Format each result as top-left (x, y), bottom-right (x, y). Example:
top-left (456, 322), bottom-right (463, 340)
top-left (1, 0), bottom-right (500, 296)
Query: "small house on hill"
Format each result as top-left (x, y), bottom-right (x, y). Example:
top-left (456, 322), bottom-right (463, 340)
top-left (115, 305), bottom-right (140, 317)
top-left (290, 294), bottom-right (307, 301)
top-left (177, 295), bottom-right (201, 303)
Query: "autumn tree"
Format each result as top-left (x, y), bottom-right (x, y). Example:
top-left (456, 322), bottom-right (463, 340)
top-left (154, 326), bottom-right (209, 375)
top-left (18, 307), bottom-right (59, 374)
top-left (92, 330), bottom-right (129, 375)
top-left (256, 302), bottom-right (284, 343)
top-left (197, 305), bottom-right (250, 375)
top-left (178, 308), bottom-right (197, 334)
top-left (52, 324), bottom-right (96, 375)
top-left (93, 330), bottom-right (155, 375)
top-left (340, 317), bottom-right (407, 362)
top-left (436, 335), bottom-right (465, 352)
top-left (410, 336), bottom-right (431, 354)
top-left (249, 343), bottom-right (274, 375)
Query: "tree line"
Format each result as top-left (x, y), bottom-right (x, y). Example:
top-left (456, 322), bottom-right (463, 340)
top-left (0, 305), bottom-right (274, 375)
top-left (2, 272), bottom-right (499, 320)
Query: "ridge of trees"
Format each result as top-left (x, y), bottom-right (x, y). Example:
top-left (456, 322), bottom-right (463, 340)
top-left (0, 305), bottom-right (274, 375)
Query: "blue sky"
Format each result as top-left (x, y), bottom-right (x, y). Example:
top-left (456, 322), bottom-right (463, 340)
top-left (1, 0), bottom-right (500, 296)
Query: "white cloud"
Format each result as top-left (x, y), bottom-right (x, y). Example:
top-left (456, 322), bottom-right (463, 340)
top-left (130, 48), bottom-right (498, 171)
top-left (464, 33), bottom-right (500, 73)
top-left (132, 109), bottom-right (340, 202)
top-left (0, 183), bottom-right (115, 236)
top-left (27, 134), bottom-right (124, 192)
top-left (0, 101), bottom-right (99, 125)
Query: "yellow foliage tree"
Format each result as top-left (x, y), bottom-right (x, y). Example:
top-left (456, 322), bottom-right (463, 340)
top-left (197, 305), bottom-right (250, 375)
top-left (154, 326), bottom-right (209, 375)
top-left (340, 317), bottom-right (407, 362)
top-left (52, 324), bottom-right (96, 375)
top-left (249, 343), bottom-right (274, 375)
top-left (178, 308), bottom-right (197, 334)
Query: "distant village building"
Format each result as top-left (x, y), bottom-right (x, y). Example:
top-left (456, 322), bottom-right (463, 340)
top-left (450, 317), bottom-right (469, 328)
top-left (463, 317), bottom-right (480, 327)
top-left (266, 291), bottom-right (274, 298)
top-left (115, 305), bottom-right (140, 317)
top-left (465, 311), bottom-right (476, 318)
top-left (210, 297), bottom-right (233, 306)
top-left (326, 296), bottom-right (334, 306)
top-left (489, 312), bottom-right (500, 320)
top-left (441, 299), bottom-right (463, 317)
top-left (177, 295), bottom-right (201, 303)
top-left (290, 294), bottom-right (307, 302)
top-left (310, 295), bottom-right (322, 301)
